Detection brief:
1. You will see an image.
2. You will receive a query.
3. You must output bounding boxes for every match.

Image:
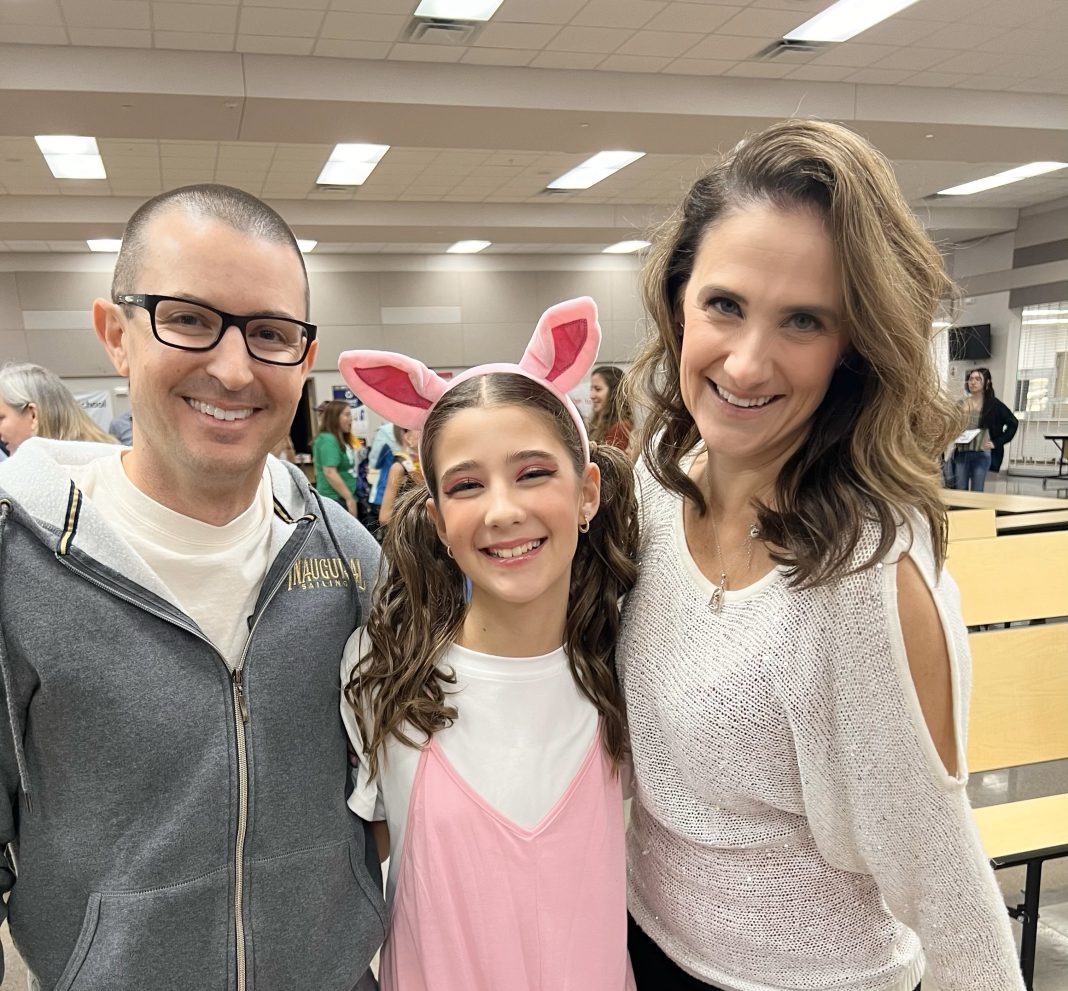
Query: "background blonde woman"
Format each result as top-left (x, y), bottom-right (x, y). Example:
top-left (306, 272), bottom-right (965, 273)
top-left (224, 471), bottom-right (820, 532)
top-left (620, 119), bottom-right (1023, 991)
top-left (0, 362), bottom-right (115, 453)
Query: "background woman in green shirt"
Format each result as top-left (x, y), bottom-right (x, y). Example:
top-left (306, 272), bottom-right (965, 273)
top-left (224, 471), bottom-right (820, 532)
top-left (313, 400), bottom-right (358, 513)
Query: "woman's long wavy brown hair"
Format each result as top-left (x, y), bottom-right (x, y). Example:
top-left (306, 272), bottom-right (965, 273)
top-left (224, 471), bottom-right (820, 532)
top-left (588, 365), bottom-right (632, 446)
top-left (345, 373), bottom-right (639, 778)
top-left (626, 119), bottom-right (961, 586)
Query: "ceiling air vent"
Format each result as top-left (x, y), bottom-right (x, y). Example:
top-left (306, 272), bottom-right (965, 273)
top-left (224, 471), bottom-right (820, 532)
top-left (404, 17), bottom-right (484, 45)
top-left (756, 38), bottom-right (832, 59)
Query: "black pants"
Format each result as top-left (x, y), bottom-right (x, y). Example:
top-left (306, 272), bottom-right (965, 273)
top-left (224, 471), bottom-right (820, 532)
top-left (628, 914), bottom-right (920, 991)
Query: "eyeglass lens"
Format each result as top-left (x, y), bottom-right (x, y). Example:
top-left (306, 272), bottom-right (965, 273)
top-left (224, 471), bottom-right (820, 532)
top-left (153, 298), bottom-right (308, 362)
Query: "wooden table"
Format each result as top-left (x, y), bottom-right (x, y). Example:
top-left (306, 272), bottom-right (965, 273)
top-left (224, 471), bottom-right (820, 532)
top-left (996, 509), bottom-right (1068, 533)
top-left (941, 490), bottom-right (1068, 514)
top-left (1043, 434), bottom-right (1068, 488)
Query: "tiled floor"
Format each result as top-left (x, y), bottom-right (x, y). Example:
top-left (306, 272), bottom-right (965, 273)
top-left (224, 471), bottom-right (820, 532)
top-left (2, 469), bottom-right (1064, 990)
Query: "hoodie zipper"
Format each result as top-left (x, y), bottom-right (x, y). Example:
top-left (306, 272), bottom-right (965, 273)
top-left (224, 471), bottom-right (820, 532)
top-left (58, 519), bottom-right (314, 991)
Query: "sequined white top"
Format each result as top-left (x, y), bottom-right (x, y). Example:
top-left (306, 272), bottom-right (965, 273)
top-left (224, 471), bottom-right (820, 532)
top-left (620, 459), bottom-right (1024, 991)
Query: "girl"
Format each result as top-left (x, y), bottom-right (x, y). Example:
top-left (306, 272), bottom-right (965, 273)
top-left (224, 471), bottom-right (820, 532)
top-left (338, 298), bottom-right (638, 991)
top-left (377, 425), bottom-right (421, 525)
top-left (954, 366), bottom-right (1018, 491)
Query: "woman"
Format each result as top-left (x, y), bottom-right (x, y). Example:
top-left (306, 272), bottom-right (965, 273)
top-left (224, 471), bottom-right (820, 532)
top-left (0, 362), bottom-right (115, 453)
top-left (954, 367), bottom-right (1018, 491)
top-left (589, 365), bottom-right (633, 452)
top-left (621, 120), bottom-right (1023, 991)
top-left (313, 399), bottom-right (358, 514)
top-left (377, 425), bottom-right (420, 526)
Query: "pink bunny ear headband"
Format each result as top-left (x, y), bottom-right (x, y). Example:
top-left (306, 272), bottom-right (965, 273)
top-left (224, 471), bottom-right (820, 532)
top-left (338, 296), bottom-right (600, 465)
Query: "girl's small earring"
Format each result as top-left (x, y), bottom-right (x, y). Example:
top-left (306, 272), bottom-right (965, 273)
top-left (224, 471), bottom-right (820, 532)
top-left (446, 545), bottom-right (455, 559)
top-left (578, 517), bottom-right (591, 534)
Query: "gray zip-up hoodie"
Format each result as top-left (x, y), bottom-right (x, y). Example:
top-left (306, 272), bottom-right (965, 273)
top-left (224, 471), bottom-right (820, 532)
top-left (0, 439), bottom-right (386, 990)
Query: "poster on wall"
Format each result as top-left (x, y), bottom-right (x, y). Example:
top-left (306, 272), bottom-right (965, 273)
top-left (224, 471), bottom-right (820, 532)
top-left (75, 391), bottom-right (112, 431)
top-left (332, 386), bottom-right (368, 440)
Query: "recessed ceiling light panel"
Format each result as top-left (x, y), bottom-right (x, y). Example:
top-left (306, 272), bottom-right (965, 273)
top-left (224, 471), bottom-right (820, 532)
top-left (938, 162), bottom-right (1068, 196)
top-left (297, 240), bottom-right (318, 253)
top-left (87, 239), bottom-right (123, 252)
top-left (603, 240), bottom-right (651, 254)
top-left (784, 0), bottom-right (922, 43)
top-left (316, 144), bottom-right (390, 186)
top-left (36, 135), bottom-right (107, 180)
top-left (414, 0), bottom-right (505, 20)
top-left (547, 151), bottom-right (645, 191)
top-left (446, 240), bottom-right (492, 254)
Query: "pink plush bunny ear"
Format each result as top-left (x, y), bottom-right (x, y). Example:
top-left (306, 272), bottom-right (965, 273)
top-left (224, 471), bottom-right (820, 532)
top-left (518, 297), bottom-right (601, 396)
top-left (337, 350), bottom-right (448, 430)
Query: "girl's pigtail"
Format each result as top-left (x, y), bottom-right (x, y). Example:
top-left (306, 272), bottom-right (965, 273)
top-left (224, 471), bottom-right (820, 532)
top-left (564, 442), bottom-right (640, 767)
top-left (345, 482), bottom-right (465, 780)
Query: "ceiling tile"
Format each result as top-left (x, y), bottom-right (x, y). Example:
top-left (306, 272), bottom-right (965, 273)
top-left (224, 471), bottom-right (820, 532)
top-left (810, 42), bottom-right (898, 68)
top-left (849, 17), bottom-right (938, 47)
top-left (664, 57), bottom-right (737, 76)
top-left (237, 34), bottom-right (314, 54)
top-left (976, 27), bottom-right (1062, 55)
top-left (473, 22), bottom-right (560, 48)
top-left (681, 33), bottom-right (760, 60)
top-left (571, 0), bottom-right (665, 30)
top-left (616, 29), bottom-right (694, 57)
top-left (528, 50), bottom-right (604, 68)
top-left (846, 67), bottom-right (913, 85)
top-left (715, 6), bottom-right (808, 38)
top-left (901, 70), bottom-right (970, 87)
top-left (785, 63), bottom-right (854, 81)
top-left (243, 0), bottom-right (329, 7)
top-left (238, 6), bottom-right (324, 36)
top-left (152, 2), bottom-right (238, 33)
top-left (549, 25), bottom-right (635, 53)
top-left (461, 47), bottom-right (537, 66)
top-left (388, 43), bottom-right (465, 62)
top-left (156, 30), bottom-right (235, 50)
top-left (918, 21), bottom-right (1010, 51)
top-left (312, 38), bottom-right (391, 57)
top-left (68, 26), bottom-right (152, 45)
top-left (931, 51), bottom-right (1001, 75)
top-left (643, 3), bottom-right (744, 34)
top-left (319, 11), bottom-right (406, 41)
top-left (725, 60), bottom-right (792, 78)
top-left (495, 0), bottom-right (588, 25)
top-left (953, 75), bottom-right (1024, 91)
top-left (60, 0), bottom-right (151, 29)
top-left (872, 47), bottom-right (953, 72)
top-left (598, 53), bottom-right (672, 72)
top-left (900, 0), bottom-right (982, 21)
top-left (329, 0), bottom-right (412, 10)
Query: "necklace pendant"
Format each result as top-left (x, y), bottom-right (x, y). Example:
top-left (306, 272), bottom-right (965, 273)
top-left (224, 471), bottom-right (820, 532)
top-left (709, 577), bottom-right (726, 613)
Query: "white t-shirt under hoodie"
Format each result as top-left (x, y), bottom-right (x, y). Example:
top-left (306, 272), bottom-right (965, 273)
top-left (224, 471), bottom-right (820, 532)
top-left (619, 458), bottom-right (1024, 991)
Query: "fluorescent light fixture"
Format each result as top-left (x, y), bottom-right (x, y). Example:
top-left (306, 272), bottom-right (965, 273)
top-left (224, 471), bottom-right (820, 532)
top-left (35, 135), bottom-right (107, 180)
top-left (87, 239), bottom-right (122, 252)
top-left (414, 0), bottom-right (505, 20)
top-left (446, 240), bottom-right (491, 254)
top-left (603, 240), bottom-right (651, 254)
top-left (784, 0), bottom-right (922, 43)
top-left (547, 151), bottom-right (645, 191)
top-left (316, 143), bottom-right (390, 186)
top-left (296, 240), bottom-right (318, 253)
top-left (937, 162), bottom-right (1068, 196)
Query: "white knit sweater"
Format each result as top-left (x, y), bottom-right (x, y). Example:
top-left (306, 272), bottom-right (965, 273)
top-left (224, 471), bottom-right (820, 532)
top-left (620, 460), bottom-right (1024, 991)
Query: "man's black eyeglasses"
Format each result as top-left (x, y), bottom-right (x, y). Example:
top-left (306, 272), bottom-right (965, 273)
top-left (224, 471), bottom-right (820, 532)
top-left (115, 294), bottom-right (316, 367)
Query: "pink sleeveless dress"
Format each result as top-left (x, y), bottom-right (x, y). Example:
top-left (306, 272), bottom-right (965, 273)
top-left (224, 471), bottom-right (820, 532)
top-left (380, 732), bottom-right (635, 991)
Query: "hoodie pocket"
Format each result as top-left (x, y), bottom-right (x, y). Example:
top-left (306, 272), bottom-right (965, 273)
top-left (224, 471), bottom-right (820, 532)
top-left (54, 867), bottom-right (230, 991)
top-left (248, 838), bottom-right (386, 991)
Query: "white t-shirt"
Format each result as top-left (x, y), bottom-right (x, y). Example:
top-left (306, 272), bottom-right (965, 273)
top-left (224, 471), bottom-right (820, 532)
top-left (341, 636), bottom-right (599, 908)
top-left (74, 451), bottom-right (274, 670)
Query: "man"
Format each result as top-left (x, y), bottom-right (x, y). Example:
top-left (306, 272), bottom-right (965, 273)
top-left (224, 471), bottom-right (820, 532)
top-left (0, 185), bottom-right (385, 990)
top-left (107, 408), bottom-right (133, 445)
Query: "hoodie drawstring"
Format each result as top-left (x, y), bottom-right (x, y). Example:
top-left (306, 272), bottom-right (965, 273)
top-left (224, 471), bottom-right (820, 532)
top-left (0, 501), bottom-right (33, 812)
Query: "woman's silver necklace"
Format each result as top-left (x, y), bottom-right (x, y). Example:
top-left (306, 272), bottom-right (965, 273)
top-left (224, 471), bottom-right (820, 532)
top-left (707, 515), bottom-right (760, 613)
